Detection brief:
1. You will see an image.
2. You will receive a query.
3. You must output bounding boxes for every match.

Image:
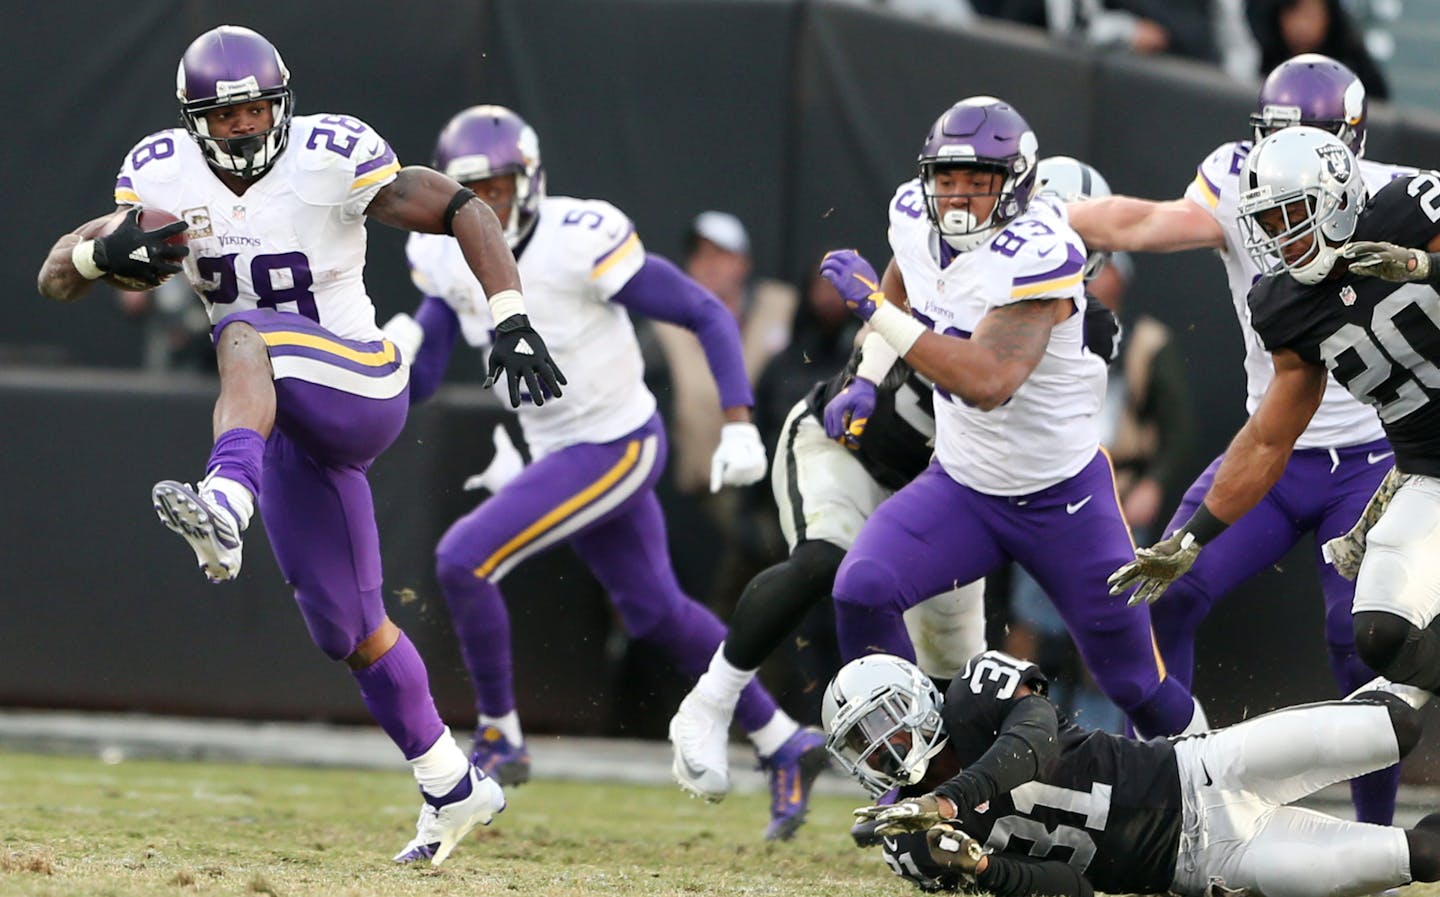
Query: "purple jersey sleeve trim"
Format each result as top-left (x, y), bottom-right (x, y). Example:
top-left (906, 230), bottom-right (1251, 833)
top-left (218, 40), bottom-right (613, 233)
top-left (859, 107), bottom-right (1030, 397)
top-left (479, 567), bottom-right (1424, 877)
top-left (408, 295), bottom-right (461, 405)
top-left (355, 141), bottom-right (398, 177)
top-left (1012, 245), bottom-right (1086, 286)
top-left (611, 253), bottom-right (754, 409)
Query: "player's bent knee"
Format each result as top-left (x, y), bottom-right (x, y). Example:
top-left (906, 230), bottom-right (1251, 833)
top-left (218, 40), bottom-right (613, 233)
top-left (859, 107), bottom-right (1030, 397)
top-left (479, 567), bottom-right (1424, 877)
top-left (789, 539), bottom-right (847, 585)
top-left (1354, 610), bottom-right (1413, 674)
top-left (833, 556), bottom-right (905, 610)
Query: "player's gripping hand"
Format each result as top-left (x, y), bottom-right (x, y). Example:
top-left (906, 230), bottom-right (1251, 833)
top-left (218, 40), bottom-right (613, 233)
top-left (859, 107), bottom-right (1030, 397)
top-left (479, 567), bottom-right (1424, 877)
top-left (462, 424), bottom-right (525, 494)
top-left (823, 378), bottom-right (878, 450)
top-left (86, 207), bottom-right (189, 287)
top-left (487, 314), bottom-right (567, 408)
top-left (853, 793), bottom-right (953, 835)
top-left (820, 250), bottom-right (887, 320)
top-left (1341, 241), bottom-right (1432, 282)
top-left (924, 823), bottom-right (987, 876)
top-left (710, 421), bottom-right (767, 493)
top-left (1108, 530), bottom-right (1203, 606)
top-left (1322, 467), bottom-right (1404, 580)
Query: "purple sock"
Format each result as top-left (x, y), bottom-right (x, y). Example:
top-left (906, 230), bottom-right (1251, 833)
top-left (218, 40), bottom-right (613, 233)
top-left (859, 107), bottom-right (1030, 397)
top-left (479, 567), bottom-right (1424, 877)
top-left (637, 599), bottom-right (778, 733)
top-left (436, 562), bottom-right (515, 718)
top-left (206, 428), bottom-right (265, 497)
top-left (350, 631), bottom-right (446, 760)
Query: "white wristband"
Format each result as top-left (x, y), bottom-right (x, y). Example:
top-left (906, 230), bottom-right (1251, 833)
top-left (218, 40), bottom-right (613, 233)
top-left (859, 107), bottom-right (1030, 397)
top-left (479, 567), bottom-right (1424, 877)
top-left (487, 288), bottom-right (527, 325)
top-left (868, 302), bottom-right (927, 357)
top-left (71, 239), bottom-right (104, 280)
top-left (855, 329), bottom-right (901, 383)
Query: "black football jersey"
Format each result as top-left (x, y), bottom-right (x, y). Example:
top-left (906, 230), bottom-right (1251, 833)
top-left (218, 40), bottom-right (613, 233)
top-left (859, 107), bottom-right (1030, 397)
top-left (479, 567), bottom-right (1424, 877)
top-left (805, 342), bottom-right (936, 491)
top-left (1249, 173), bottom-right (1440, 475)
top-left (905, 651), bottom-right (1182, 895)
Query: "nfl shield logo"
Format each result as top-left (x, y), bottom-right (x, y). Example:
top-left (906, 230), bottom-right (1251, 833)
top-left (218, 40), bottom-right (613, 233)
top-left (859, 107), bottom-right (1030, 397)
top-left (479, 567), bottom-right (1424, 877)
top-left (1340, 285), bottom-right (1357, 306)
top-left (233, 205), bottom-right (247, 221)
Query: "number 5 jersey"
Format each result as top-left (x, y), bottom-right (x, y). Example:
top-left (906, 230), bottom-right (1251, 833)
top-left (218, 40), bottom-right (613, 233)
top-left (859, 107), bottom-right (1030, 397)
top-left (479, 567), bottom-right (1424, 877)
top-left (113, 114), bottom-right (400, 342)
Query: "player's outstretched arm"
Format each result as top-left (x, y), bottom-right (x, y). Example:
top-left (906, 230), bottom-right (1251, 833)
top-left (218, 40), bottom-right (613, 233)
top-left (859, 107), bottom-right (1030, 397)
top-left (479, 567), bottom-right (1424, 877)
top-left (367, 166), bottom-right (566, 408)
top-left (1068, 195), bottom-right (1224, 254)
top-left (1111, 349), bottom-right (1325, 604)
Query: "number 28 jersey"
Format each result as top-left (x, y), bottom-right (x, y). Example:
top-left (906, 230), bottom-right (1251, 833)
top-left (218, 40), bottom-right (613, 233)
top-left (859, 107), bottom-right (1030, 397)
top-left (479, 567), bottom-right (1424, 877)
top-left (1249, 175), bottom-right (1440, 476)
top-left (113, 114), bottom-right (400, 341)
top-left (935, 652), bottom-right (1182, 895)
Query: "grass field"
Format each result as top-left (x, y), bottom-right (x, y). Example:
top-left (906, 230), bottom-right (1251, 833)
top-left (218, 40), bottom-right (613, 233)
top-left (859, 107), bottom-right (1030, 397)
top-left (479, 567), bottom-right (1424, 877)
top-left (8, 751), bottom-right (1440, 897)
top-left (0, 751), bottom-right (897, 897)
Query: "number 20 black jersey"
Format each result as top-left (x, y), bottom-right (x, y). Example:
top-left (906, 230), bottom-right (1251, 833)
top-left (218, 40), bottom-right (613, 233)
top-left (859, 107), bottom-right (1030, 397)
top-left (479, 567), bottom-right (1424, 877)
top-left (1249, 174), bottom-right (1440, 475)
top-left (916, 652), bottom-right (1183, 895)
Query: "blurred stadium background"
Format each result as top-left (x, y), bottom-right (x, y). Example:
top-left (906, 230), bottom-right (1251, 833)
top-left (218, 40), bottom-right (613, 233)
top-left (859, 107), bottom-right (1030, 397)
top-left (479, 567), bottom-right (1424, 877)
top-left (8, 0), bottom-right (1440, 791)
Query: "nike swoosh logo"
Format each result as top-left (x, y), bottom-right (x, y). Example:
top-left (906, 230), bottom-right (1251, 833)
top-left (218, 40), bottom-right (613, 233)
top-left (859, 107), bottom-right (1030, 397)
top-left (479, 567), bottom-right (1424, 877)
top-left (1201, 760), bottom-right (1214, 787)
top-left (1066, 495), bottom-right (1093, 515)
top-left (882, 837), bottom-right (898, 851)
top-left (1368, 451), bottom-right (1394, 465)
top-left (679, 755), bottom-right (713, 783)
top-left (1037, 246), bottom-right (1055, 258)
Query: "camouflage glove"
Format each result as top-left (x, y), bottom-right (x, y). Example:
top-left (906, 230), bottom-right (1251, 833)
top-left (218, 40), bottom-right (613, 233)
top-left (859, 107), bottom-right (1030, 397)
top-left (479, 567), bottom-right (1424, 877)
top-left (1108, 529), bottom-right (1203, 606)
top-left (854, 793), bottom-right (953, 834)
top-left (924, 823), bottom-right (987, 876)
top-left (1322, 467), bottom-right (1404, 580)
top-left (1340, 241), bottom-right (1431, 283)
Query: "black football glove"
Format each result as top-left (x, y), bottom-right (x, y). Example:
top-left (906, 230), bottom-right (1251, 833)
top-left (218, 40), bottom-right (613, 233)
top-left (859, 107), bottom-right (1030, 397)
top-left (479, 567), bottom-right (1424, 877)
top-left (93, 207), bottom-right (189, 286)
top-left (486, 314), bottom-right (567, 408)
top-left (1083, 298), bottom-right (1122, 364)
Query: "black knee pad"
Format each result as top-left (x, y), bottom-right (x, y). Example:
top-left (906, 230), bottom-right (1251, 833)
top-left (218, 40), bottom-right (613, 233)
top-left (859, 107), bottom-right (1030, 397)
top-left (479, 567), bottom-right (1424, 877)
top-left (1353, 611), bottom-right (1413, 674)
top-left (1352, 691), bottom-right (1424, 758)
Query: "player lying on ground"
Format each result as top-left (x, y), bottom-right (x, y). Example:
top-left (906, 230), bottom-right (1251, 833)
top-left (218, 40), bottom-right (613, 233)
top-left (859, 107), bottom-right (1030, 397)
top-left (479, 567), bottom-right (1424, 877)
top-left (824, 651), bottom-right (1440, 897)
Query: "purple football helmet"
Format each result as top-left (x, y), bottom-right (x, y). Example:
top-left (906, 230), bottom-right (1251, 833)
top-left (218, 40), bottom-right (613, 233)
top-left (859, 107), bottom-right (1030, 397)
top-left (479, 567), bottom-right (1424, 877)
top-left (1250, 53), bottom-right (1367, 157)
top-left (918, 96), bottom-right (1039, 252)
top-left (433, 105), bottom-right (545, 248)
top-left (176, 26), bottom-right (292, 179)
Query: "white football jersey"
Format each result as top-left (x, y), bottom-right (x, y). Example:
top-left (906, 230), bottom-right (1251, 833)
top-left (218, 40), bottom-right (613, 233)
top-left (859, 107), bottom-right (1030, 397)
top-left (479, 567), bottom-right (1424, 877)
top-left (1186, 141), bottom-right (1414, 449)
top-left (114, 114), bottom-right (400, 342)
top-left (888, 179), bottom-right (1105, 495)
top-left (406, 195), bottom-right (655, 458)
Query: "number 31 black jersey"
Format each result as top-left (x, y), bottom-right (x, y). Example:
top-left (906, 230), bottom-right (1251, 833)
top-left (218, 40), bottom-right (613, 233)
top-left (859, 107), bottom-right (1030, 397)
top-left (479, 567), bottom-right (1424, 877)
top-left (922, 652), bottom-right (1183, 895)
top-left (1249, 174), bottom-right (1440, 475)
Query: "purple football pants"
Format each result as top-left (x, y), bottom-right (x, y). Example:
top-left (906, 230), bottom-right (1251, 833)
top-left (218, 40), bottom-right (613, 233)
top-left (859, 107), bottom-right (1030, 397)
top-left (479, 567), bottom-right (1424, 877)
top-left (834, 451), bottom-right (1195, 738)
top-left (1152, 438), bottom-right (1397, 823)
top-left (214, 310), bottom-right (447, 759)
top-left (434, 413), bottom-right (780, 733)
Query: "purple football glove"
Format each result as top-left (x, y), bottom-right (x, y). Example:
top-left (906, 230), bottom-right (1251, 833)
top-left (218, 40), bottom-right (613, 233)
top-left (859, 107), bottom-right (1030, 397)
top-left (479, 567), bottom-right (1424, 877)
top-left (820, 249), bottom-right (885, 321)
top-left (823, 378), bottom-right (878, 450)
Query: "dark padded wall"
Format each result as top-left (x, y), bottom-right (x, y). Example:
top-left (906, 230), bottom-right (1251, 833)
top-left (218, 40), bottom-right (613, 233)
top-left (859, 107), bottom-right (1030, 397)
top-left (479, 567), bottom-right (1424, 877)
top-left (7, 0), bottom-right (1440, 763)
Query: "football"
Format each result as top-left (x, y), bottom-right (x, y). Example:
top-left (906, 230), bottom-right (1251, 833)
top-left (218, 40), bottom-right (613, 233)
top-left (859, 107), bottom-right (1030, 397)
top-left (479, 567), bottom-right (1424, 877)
top-left (95, 207), bottom-right (188, 291)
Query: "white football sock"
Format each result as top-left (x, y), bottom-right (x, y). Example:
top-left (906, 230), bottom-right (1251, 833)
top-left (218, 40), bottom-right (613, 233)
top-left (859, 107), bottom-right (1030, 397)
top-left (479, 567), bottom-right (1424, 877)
top-left (480, 711), bottom-right (524, 746)
top-left (748, 709), bottom-right (800, 759)
top-left (694, 642), bottom-right (757, 708)
top-left (200, 473), bottom-right (254, 531)
top-left (408, 726), bottom-right (470, 796)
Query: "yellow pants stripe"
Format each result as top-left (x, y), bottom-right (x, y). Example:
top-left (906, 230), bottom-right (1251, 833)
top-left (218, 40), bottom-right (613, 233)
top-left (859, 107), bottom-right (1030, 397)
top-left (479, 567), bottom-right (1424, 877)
top-left (474, 438), bottom-right (642, 579)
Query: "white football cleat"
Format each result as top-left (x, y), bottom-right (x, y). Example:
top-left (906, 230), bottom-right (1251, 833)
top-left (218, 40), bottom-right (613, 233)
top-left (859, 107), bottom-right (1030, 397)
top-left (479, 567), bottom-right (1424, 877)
top-left (151, 480), bottom-right (245, 583)
top-left (668, 691), bottom-right (733, 802)
top-left (393, 765), bottom-right (506, 866)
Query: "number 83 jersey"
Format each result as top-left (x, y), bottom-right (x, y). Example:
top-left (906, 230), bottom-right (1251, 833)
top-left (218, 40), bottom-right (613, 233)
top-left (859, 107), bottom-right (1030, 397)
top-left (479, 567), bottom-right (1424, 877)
top-left (113, 114), bottom-right (401, 341)
top-left (1249, 174), bottom-right (1440, 476)
top-left (935, 652), bottom-right (1183, 895)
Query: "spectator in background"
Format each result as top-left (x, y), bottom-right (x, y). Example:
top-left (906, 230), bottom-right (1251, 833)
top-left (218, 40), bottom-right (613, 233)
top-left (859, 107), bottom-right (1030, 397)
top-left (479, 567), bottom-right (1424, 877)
top-left (653, 212), bottom-right (798, 520)
top-left (975, 0), bottom-right (1219, 63)
top-left (1248, 0), bottom-right (1390, 98)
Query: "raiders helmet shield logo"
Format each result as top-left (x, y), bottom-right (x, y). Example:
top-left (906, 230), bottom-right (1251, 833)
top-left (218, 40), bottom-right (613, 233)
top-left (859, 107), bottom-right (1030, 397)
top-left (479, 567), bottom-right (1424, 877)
top-left (1316, 143), bottom-right (1353, 181)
